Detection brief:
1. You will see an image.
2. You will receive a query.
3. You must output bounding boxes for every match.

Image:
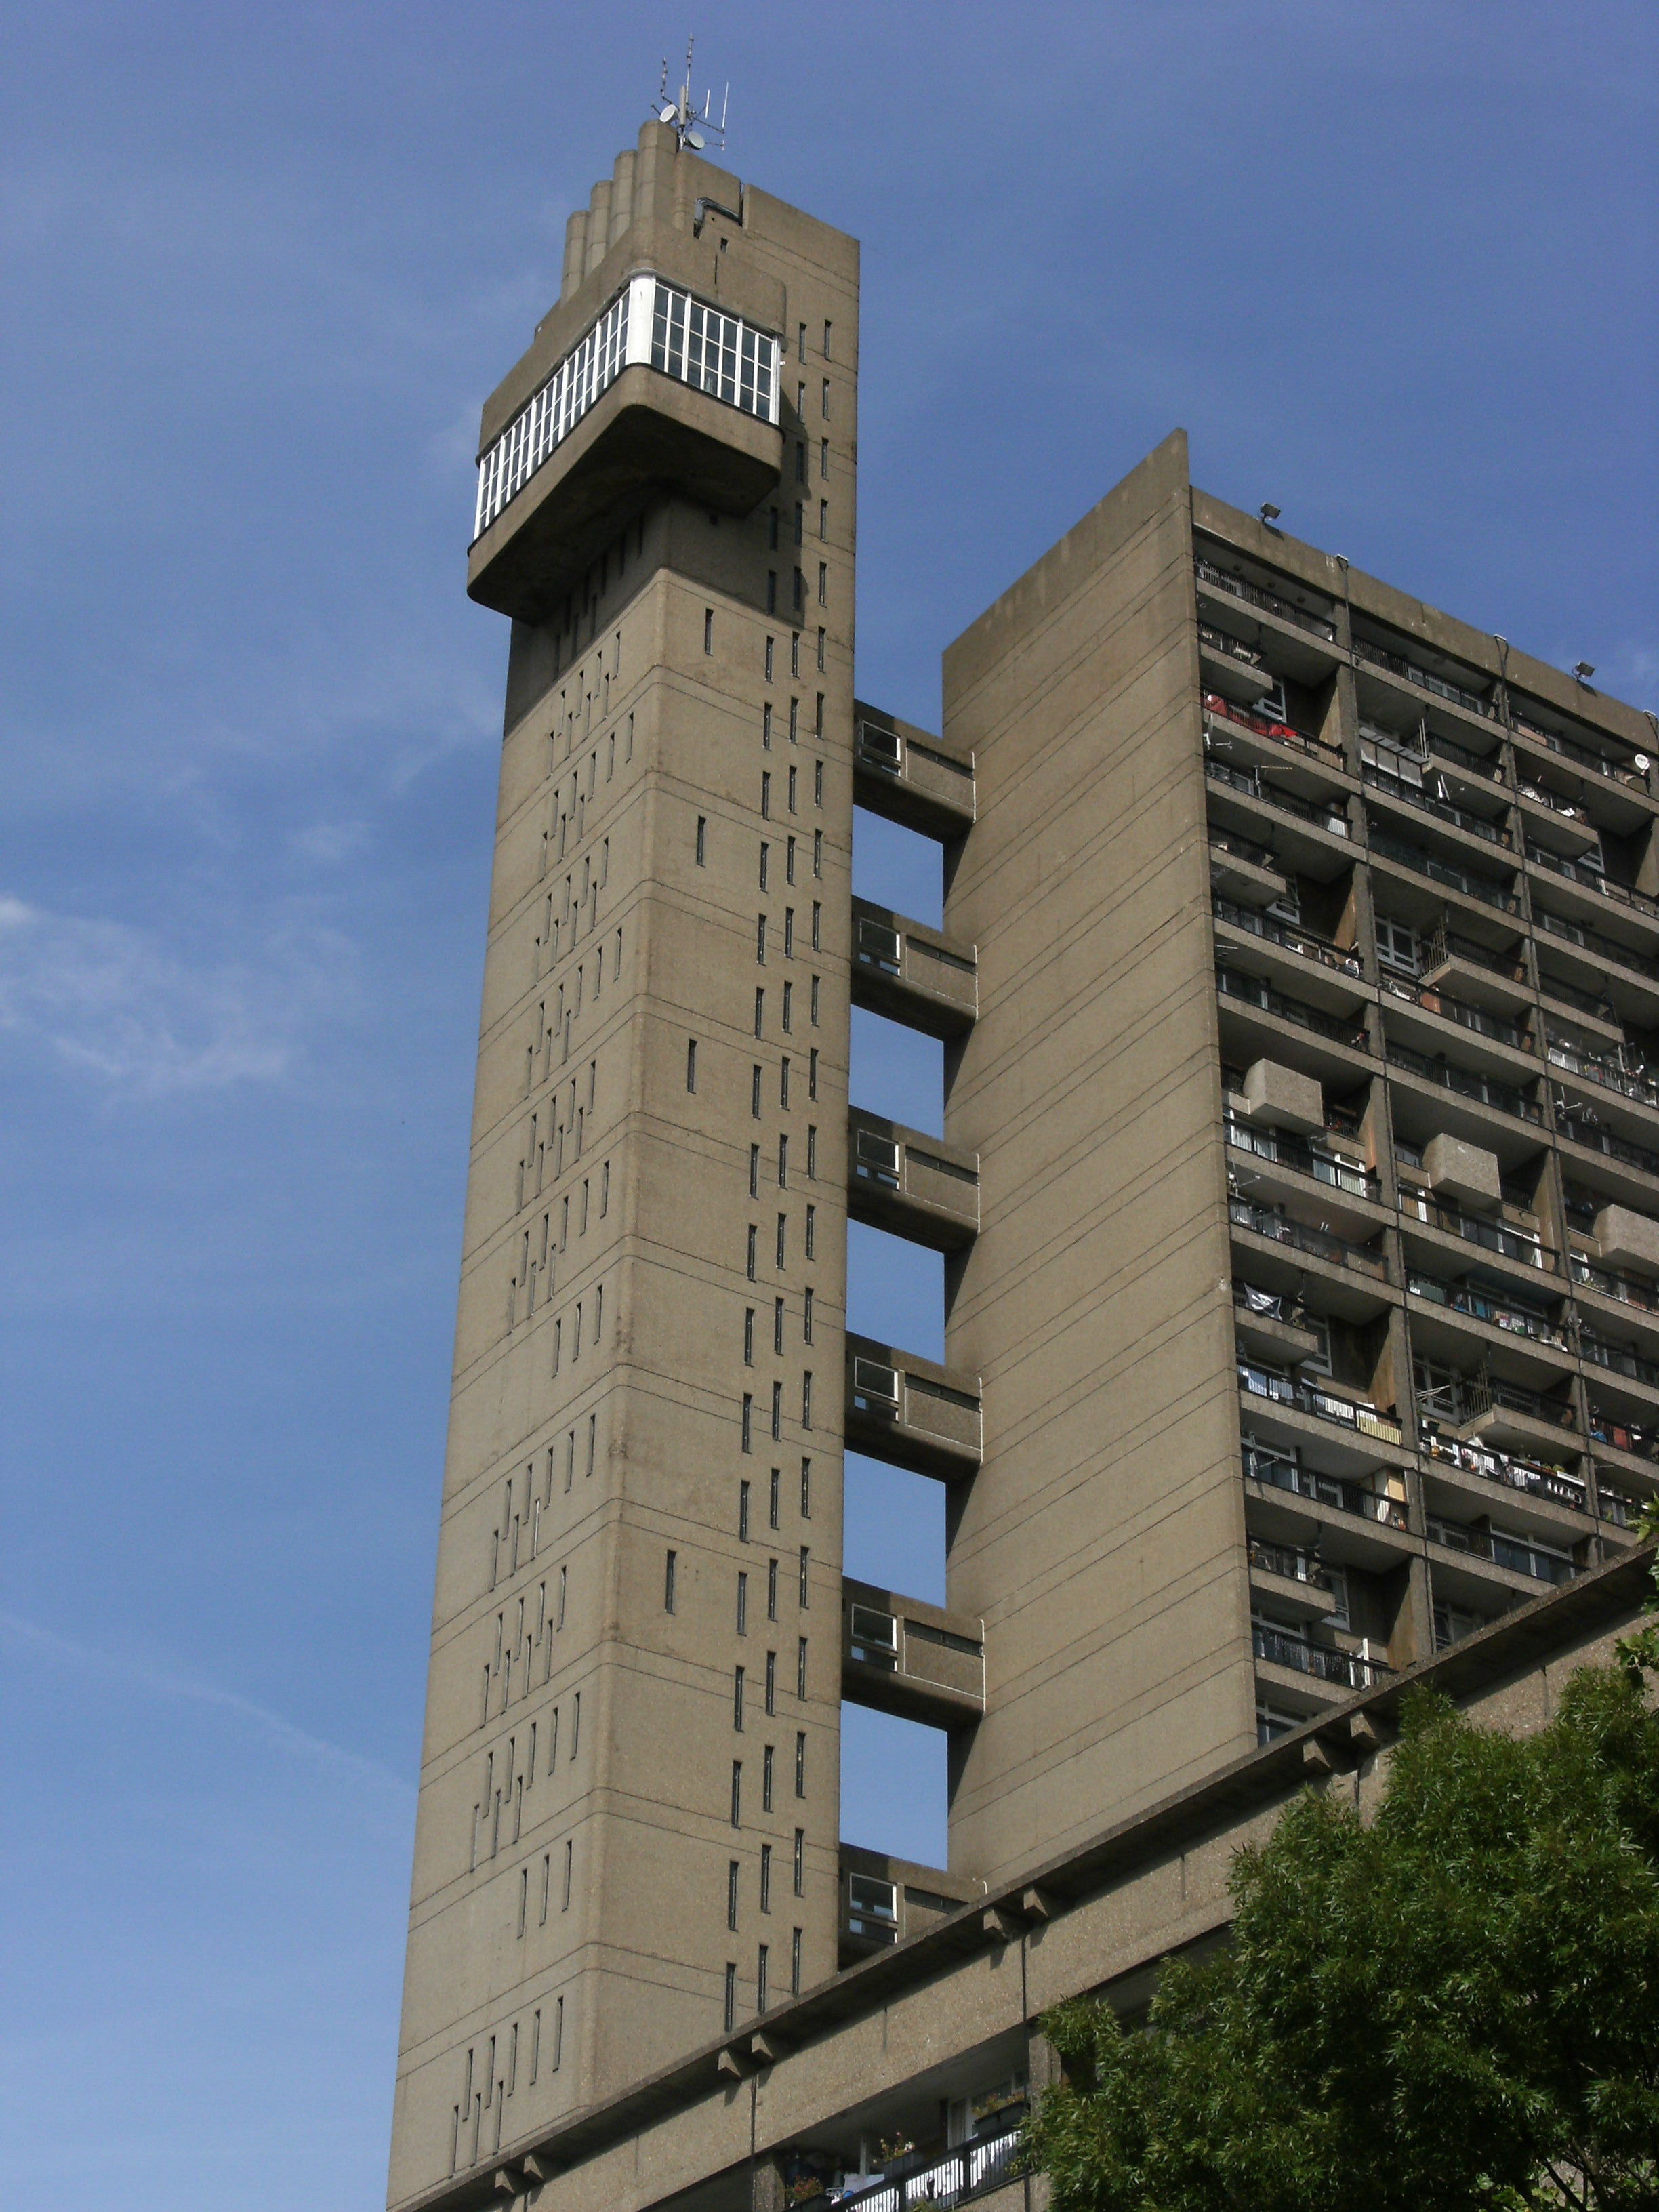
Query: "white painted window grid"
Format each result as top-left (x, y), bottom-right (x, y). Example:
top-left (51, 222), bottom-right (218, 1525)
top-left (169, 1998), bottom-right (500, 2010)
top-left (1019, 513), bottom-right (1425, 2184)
top-left (474, 276), bottom-right (781, 539)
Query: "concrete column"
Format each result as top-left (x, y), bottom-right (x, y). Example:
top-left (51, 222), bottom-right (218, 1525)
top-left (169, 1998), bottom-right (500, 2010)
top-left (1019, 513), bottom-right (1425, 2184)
top-left (610, 149), bottom-right (636, 242)
top-left (561, 209), bottom-right (588, 300)
top-left (586, 182), bottom-right (612, 276)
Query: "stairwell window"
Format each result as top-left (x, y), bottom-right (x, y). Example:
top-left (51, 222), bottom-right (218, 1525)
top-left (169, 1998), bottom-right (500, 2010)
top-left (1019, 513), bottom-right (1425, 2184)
top-left (733, 1666), bottom-right (745, 1729)
top-left (797, 1636), bottom-right (808, 1697)
top-left (703, 608), bottom-right (714, 655)
top-left (664, 1549), bottom-right (677, 1612)
top-left (739, 1479), bottom-right (752, 1541)
top-left (686, 1039), bottom-right (697, 1092)
top-left (741, 1395), bottom-right (753, 1452)
top-left (755, 987), bottom-right (765, 1038)
top-left (731, 1762), bottom-right (743, 1828)
top-left (792, 1927), bottom-right (802, 1994)
top-left (743, 1307), bottom-right (755, 1364)
top-left (728, 1860), bottom-right (740, 1930)
top-left (794, 1732), bottom-right (806, 1797)
top-left (695, 816), bottom-right (707, 865)
top-left (737, 1571), bottom-right (749, 1634)
top-left (749, 1144), bottom-right (760, 1198)
top-left (724, 1962), bottom-right (737, 2031)
top-left (798, 1546), bottom-right (810, 1605)
top-left (752, 1064), bottom-right (763, 1117)
top-left (756, 1943), bottom-right (769, 2013)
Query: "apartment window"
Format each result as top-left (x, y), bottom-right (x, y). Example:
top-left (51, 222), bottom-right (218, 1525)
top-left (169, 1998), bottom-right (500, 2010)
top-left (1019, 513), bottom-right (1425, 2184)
top-left (764, 635), bottom-right (775, 681)
top-left (733, 1666), bottom-right (745, 1729)
top-left (809, 975), bottom-right (819, 1025)
top-left (761, 771), bottom-right (771, 817)
top-left (800, 1458), bottom-right (811, 1516)
top-left (760, 1840), bottom-right (773, 1910)
top-left (813, 829), bottom-right (823, 878)
top-left (746, 1225), bottom-right (758, 1281)
top-left (757, 1944), bottom-right (770, 2013)
top-left (724, 1962), bottom-right (737, 2031)
top-left (739, 1479), bottom-right (752, 1540)
top-left (778, 1133), bottom-right (789, 1187)
top-left (767, 1556), bottom-right (779, 1620)
top-left (777, 1214), bottom-right (787, 1269)
top-left (770, 1380), bottom-right (782, 1441)
top-left (820, 436), bottom-right (829, 479)
top-left (752, 1063), bottom-right (763, 1117)
top-left (562, 1837), bottom-right (573, 1906)
top-left (805, 1128), bottom-right (817, 1179)
top-left (819, 501), bottom-right (828, 541)
top-left (755, 987), bottom-right (765, 1038)
top-left (749, 1144), bottom-right (760, 1197)
top-left (728, 1860), bottom-right (740, 1931)
top-left (796, 319), bottom-right (806, 359)
top-left (789, 696), bottom-right (800, 743)
top-left (686, 1039), bottom-right (697, 1092)
top-left (802, 1372), bottom-right (813, 1428)
top-left (814, 693), bottom-right (824, 737)
top-left (785, 835), bottom-right (796, 884)
top-left (764, 1650), bottom-right (777, 1716)
top-left (798, 1546), bottom-right (810, 1605)
top-left (759, 841), bottom-right (770, 888)
top-left (797, 1635), bottom-right (808, 1698)
top-left (781, 981), bottom-right (794, 1031)
top-left (796, 379), bottom-right (806, 414)
top-left (783, 908), bottom-right (794, 958)
top-left (762, 1744), bottom-right (775, 1811)
top-left (695, 815), bottom-right (707, 865)
top-left (804, 1205), bottom-right (815, 1259)
top-left (817, 563), bottom-right (827, 605)
top-left (741, 1394), bottom-right (753, 1451)
top-left (793, 567), bottom-right (805, 615)
top-left (822, 320), bottom-right (832, 359)
top-left (793, 1828), bottom-right (805, 1896)
top-left (794, 1731), bottom-right (806, 1797)
top-left (731, 1761), bottom-right (743, 1827)
top-left (816, 627), bottom-right (825, 672)
top-left (703, 608), bottom-right (714, 655)
top-left (769, 1466), bottom-right (781, 1528)
top-left (821, 379), bottom-right (831, 419)
top-left (756, 914), bottom-right (767, 964)
top-left (780, 1055), bottom-right (791, 1109)
top-left (787, 765), bottom-right (798, 813)
top-left (737, 1572), bottom-right (749, 1635)
top-left (803, 1286), bottom-right (814, 1343)
top-left (773, 1296), bottom-right (785, 1355)
top-left (664, 1549), bottom-right (677, 1612)
top-left (792, 1927), bottom-right (802, 1994)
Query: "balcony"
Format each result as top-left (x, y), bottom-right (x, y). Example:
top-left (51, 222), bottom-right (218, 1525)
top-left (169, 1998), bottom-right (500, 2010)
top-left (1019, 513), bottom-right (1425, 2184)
top-left (1426, 1514), bottom-right (1578, 1587)
top-left (1252, 1619), bottom-right (1391, 1692)
top-left (1571, 1252), bottom-right (1659, 1320)
top-left (1202, 693), bottom-right (1347, 775)
top-left (1511, 710), bottom-right (1650, 795)
top-left (1406, 1272), bottom-right (1565, 1347)
top-left (851, 899), bottom-right (977, 1039)
top-left (469, 274), bottom-right (783, 620)
top-left (1243, 1441), bottom-right (1409, 1530)
top-left (1223, 1112), bottom-right (1380, 1208)
top-left (1193, 554), bottom-right (1338, 643)
top-left (1385, 1041), bottom-right (1542, 1124)
top-left (838, 1844), bottom-right (985, 1964)
top-left (1552, 1100), bottom-right (1659, 1181)
top-left (1588, 1407), bottom-right (1659, 1469)
top-left (845, 1335), bottom-right (982, 1478)
top-left (852, 704), bottom-right (976, 839)
top-left (1581, 1330), bottom-right (1659, 1393)
top-left (1381, 972), bottom-right (1529, 1054)
top-left (1228, 1195), bottom-right (1389, 1282)
top-left (1532, 905), bottom-right (1659, 988)
top-left (1397, 1185), bottom-right (1557, 1271)
top-left (1420, 1369), bottom-right (1580, 1458)
top-left (1545, 1033), bottom-right (1659, 1116)
top-left (1351, 635), bottom-right (1495, 720)
top-left (1361, 764), bottom-right (1512, 848)
top-left (1206, 754), bottom-right (1351, 841)
top-left (1420, 1429), bottom-right (1588, 1516)
top-left (1215, 966), bottom-right (1371, 1052)
top-left (1207, 823), bottom-right (1290, 903)
top-left (1368, 826), bottom-right (1521, 915)
top-left (841, 1578), bottom-right (985, 1726)
top-left (1526, 842), bottom-right (1659, 926)
top-left (830, 2118), bottom-right (1025, 2212)
top-left (1212, 895), bottom-right (1363, 981)
top-left (1237, 1362), bottom-right (1406, 1450)
top-left (846, 1109), bottom-right (979, 1252)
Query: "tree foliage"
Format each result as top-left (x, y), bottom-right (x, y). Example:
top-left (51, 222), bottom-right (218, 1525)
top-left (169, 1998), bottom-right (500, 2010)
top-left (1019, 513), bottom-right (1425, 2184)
top-left (1027, 1651), bottom-right (1659, 2211)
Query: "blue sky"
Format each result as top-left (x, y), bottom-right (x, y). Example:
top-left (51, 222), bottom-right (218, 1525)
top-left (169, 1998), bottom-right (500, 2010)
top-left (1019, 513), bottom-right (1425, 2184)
top-left (1, 2), bottom-right (1654, 2205)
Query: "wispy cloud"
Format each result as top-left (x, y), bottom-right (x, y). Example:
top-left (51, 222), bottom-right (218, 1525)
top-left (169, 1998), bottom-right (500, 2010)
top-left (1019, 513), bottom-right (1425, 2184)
top-left (0, 1610), bottom-right (412, 1801)
top-left (0, 895), bottom-right (357, 1096)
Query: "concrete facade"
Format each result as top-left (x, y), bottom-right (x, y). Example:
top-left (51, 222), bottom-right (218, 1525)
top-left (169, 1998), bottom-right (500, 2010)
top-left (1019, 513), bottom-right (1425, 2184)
top-left (388, 123), bottom-right (1659, 2212)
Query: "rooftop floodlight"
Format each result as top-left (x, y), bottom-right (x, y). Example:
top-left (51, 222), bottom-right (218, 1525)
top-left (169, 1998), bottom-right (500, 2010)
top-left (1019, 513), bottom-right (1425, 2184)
top-left (1259, 503), bottom-right (1282, 524)
top-left (1573, 661), bottom-right (1596, 682)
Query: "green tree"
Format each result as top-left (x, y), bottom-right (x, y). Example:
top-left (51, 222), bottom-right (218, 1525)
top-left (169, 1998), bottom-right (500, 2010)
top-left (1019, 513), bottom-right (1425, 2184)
top-left (1027, 1652), bottom-right (1659, 2211)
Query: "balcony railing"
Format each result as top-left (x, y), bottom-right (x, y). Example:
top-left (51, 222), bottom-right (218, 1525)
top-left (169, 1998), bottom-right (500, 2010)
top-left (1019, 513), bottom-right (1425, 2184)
top-left (1397, 1185), bottom-right (1555, 1269)
top-left (1385, 1042), bottom-right (1542, 1123)
top-left (1224, 1113), bottom-right (1378, 1200)
top-left (1416, 925), bottom-right (1529, 985)
top-left (1216, 966), bottom-right (1370, 1050)
top-left (1533, 906), bottom-right (1659, 984)
top-left (1208, 825), bottom-right (1282, 876)
top-left (1212, 895), bottom-right (1363, 977)
top-left (1252, 1621), bottom-right (1391, 1689)
top-left (1538, 970), bottom-right (1618, 1024)
top-left (1203, 692), bottom-right (1346, 769)
top-left (1597, 1486), bottom-right (1645, 1530)
top-left (1368, 828), bottom-right (1521, 914)
top-left (1421, 1429), bottom-right (1588, 1513)
top-left (1418, 1370), bottom-right (1576, 1431)
top-left (1353, 637), bottom-right (1494, 718)
top-left (1589, 1408), bottom-right (1659, 1465)
top-left (1551, 1102), bottom-right (1659, 1178)
top-left (1237, 1363), bottom-right (1406, 1446)
top-left (1361, 764), bottom-right (1512, 846)
top-left (1381, 973), bottom-right (1529, 1051)
top-left (1545, 1034), bottom-right (1659, 1112)
top-left (1228, 1195), bottom-right (1389, 1278)
top-left (1517, 777), bottom-right (1599, 828)
top-left (1194, 555), bottom-right (1338, 641)
top-left (1581, 1331), bottom-right (1659, 1391)
top-left (1244, 1443), bottom-right (1408, 1526)
top-left (1511, 712), bottom-right (1649, 792)
top-left (1527, 843), bottom-right (1659, 922)
top-left (832, 2122), bottom-right (1026, 2212)
top-left (1571, 1252), bottom-right (1659, 1317)
top-left (1407, 1272), bottom-right (1564, 1344)
top-left (1248, 1538), bottom-right (1334, 1591)
top-left (1426, 1515), bottom-right (1578, 1584)
top-left (1206, 754), bottom-right (1349, 836)
top-left (1198, 620), bottom-right (1266, 671)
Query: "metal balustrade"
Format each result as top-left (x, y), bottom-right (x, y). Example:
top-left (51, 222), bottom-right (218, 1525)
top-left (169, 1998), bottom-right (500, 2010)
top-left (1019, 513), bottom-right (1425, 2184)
top-left (1203, 694), bottom-right (1345, 769)
top-left (1420, 1429), bottom-right (1587, 1513)
top-left (1227, 1195), bottom-right (1389, 1278)
top-left (1243, 1444), bottom-right (1408, 1526)
top-left (1385, 1042), bottom-right (1542, 1122)
top-left (1211, 895), bottom-right (1362, 975)
top-left (832, 2123), bottom-right (1026, 2212)
top-left (1362, 764), bottom-right (1511, 846)
top-left (1237, 1364), bottom-right (1406, 1446)
top-left (1406, 1273), bottom-right (1564, 1344)
top-left (1572, 1252), bottom-right (1659, 1316)
top-left (1368, 827), bottom-right (1521, 913)
top-left (1512, 713), bottom-right (1649, 792)
top-left (1206, 753), bottom-right (1349, 834)
top-left (1527, 842), bottom-right (1659, 921)
top-left (1353, 636), bottom-right (1494, 718)
top-left (1252, 1621), bottom-right (1391, 1689)
top-left (1193, 556), bottom-right (1338, 641)
top-left (1223, 1113), bottom-right (1378, 1200)
top-left (1397, 1184), bottom-right (1555, 1267)
top-left (1214, 966), bottom-right (1370, 1049)
top-left (1533, 905), bottom-right (1659, 982)
top-left (1426, 1515), bottom-right (1578, 1584)
top-left (1382, 972), bottom-right (1529, 1050)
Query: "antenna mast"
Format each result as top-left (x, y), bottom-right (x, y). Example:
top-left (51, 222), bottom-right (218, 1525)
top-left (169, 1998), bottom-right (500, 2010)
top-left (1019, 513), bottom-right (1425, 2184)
top-left (653, 36), bottom-right (728, 151)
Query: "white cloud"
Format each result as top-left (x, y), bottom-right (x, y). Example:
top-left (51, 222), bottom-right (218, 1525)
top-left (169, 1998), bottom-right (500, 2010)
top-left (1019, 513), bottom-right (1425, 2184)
top-left (0, 895), bottom-right (355, 1097)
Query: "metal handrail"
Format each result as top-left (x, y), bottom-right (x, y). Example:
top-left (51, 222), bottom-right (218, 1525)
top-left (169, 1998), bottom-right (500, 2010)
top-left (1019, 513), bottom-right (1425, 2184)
top-left (1227, 1196), bottom-right (1389, 1278)
top-left (1212, 895), bottom-right (1364, 976)
top-left (1242, 1445), bottom-right (1408, 1525)
top-left (1203, 691), bottom-right (1345, 767)
top-left (1193, 556), bottom-right (1338, 642)
top-left (1381, 973), bottom-right (1528, 1050)
top-left (1420, 1429), bottom-right (1589, 1512)
top-left (1533, 905), bottom-right (1659, 982)
top-left (1511, 713), bottom-right (1648, 792)
top-left (832, 2122), bottom-right (1027, 2212)
top-left (1526, 842), bottom-right (1659, 920)
top-left (1385, 1042), bottom-right (1542, 1122)
top-left (1224, 1115), bottom-right (1378, 1199)
top-left (1252, 1622), bottom-right (1391, 1688)
top-left (1406, 1273), bottom-right (1564, 1345)
top-left (1237, 1363), bottom-right (1406, 1445)
top-left (1352, 636), bottom-right (1494, 718)
top-left (1397, 1185), bottom-right (1557, 1269)
top-left (1215, 966), bottom-right (1371, 1050)
top-left (1362, 765), bottom-right (1511, 846)
top-left (1206, 754), bottom-right (1349, 835)
top-left (1368, 827), bottom-right (1522, 914)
